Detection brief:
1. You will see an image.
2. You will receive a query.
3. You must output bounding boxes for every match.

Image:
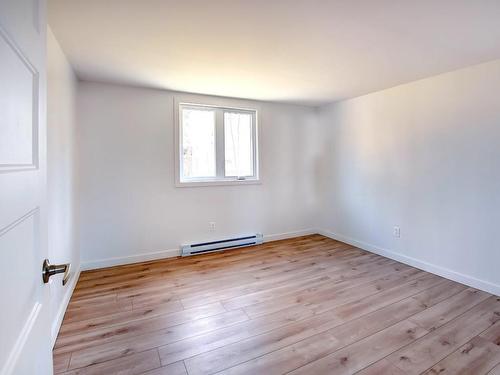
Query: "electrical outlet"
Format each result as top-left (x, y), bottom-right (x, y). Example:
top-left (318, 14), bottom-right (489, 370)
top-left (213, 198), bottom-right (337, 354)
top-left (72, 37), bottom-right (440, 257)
top-left (209, 222), bottom-right (216, 231)
top-left (393, 226), bottom-right (401, 238)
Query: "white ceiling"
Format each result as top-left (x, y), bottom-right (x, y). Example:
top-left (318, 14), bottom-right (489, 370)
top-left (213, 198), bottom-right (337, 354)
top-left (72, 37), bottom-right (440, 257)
top-left (48, 0), bottom-right (500, 106)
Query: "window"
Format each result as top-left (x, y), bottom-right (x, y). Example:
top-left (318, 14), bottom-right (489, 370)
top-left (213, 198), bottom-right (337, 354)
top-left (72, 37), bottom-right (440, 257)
top-left (224, 111), bottom-right (254, 177)
top-left (176, 103), bottom-right (259, 186)
top-left (181, 107), bottom-right (216, 179)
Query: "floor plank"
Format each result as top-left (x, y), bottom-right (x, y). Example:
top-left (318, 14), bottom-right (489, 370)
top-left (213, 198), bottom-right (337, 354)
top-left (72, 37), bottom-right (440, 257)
top-left (62, 349), bottom-right (160, 375)
top-left (289, 320), bottom-right (428, 375)
top-left (422, 336), bottom-right (500, 375)
top-left (216, 280), bottom-right (464, 375)
top-left (53, 352), bottom-right (71, 374)
top-left (58, 301), bottom-right (225, 340)
top-left (53, 235), bottom-right (500, 375)
top-left (183, 273), bottom-right (439, 375)
top-left (61, 309), bottom-right (248, 362)
top-left (139, 361), bottom-right (187, 375)
top-left (385, 296), bottom-right (500, 374)
top-left (489, 363), bottom-right (500, 375)
top-left (356, 358), bottom-right (406, 375)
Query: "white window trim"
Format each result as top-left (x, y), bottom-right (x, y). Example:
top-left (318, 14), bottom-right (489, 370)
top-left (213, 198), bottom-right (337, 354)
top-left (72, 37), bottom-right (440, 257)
top-left (174, 95), bottom-right (261, 187)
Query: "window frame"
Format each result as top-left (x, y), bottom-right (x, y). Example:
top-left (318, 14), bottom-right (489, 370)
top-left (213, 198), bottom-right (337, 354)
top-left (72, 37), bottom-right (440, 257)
top-left (174, 98), bottom-right (260, 187)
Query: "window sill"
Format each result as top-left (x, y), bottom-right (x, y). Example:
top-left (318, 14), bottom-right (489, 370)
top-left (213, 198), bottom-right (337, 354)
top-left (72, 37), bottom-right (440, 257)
top-left (175, 179), bottom-right (261, 188)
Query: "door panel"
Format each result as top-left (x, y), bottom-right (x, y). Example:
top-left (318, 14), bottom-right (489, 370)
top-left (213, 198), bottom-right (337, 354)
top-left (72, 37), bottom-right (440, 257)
top-left (0, 26), bottom-right (38, 168)
top-left (0, 211), bottom-right (41, 362)
top-left (0, 0), bottom-right (51, 374)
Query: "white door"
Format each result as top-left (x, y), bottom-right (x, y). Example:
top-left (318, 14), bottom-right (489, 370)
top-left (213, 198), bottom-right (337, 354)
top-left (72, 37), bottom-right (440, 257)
top-left (0, 0), bottom-right (53, 374)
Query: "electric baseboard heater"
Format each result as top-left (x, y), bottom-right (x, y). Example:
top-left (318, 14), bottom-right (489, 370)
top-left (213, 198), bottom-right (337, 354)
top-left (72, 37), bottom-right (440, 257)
top-left (181, 233), bottom-right (263, 256)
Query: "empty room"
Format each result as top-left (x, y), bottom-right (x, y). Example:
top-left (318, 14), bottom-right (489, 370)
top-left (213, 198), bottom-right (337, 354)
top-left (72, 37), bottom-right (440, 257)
top-left (2, 0), bottom-right (500, 374)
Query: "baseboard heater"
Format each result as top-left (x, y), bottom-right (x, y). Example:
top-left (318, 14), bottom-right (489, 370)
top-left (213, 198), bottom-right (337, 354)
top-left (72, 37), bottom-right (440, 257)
top-left (181, 233), bottom-right (263, 256)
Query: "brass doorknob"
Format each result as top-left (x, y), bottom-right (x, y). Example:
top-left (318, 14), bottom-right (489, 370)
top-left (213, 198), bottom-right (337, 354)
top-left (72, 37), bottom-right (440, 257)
top-left (42, 259), bottom-right (71, 286)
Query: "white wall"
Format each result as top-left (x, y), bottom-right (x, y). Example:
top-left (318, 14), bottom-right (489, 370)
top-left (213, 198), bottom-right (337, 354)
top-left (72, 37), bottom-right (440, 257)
top-left (73, 52), bottom-right (500, 296)
top-left (318, 59), bottom-right (500, 295)
top-left (47, 28), bottom-right (80, 343)
top-left (77, 82), bottom-right (322, 268)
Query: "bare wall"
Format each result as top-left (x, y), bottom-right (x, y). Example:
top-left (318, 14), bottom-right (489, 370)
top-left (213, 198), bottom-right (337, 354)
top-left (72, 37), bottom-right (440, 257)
top-left (47, 27), bottom-right (80, 343)
top-left (318, 59), bottom-right (500, 295)
top-left (77, 82), bottom-right (322, 268)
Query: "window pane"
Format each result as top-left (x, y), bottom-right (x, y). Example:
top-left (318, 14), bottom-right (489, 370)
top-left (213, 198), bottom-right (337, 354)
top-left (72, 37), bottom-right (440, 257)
top-left (224, 112), bottom-right (254, 177)
top-left (181, 108), bottom-right (216, 179)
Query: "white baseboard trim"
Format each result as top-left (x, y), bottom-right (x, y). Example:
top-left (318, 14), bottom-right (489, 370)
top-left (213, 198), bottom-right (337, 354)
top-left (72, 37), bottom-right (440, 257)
top-left (78, 228), bottom-right (500, 296)
top-left (81, 228), bottom-right (318, 271)
top-left (317, 228), bottom-right (500, 296)
top-left (51, 265), bottom-right (81, 347)
top-left (81, 248), bottom-right (181, 271)
top-left (263, 228), bottom-right (317, 243)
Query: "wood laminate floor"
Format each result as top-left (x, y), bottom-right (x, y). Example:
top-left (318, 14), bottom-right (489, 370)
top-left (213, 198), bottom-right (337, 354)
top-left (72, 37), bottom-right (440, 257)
top-left (53, 235), bottom-right (500, 374)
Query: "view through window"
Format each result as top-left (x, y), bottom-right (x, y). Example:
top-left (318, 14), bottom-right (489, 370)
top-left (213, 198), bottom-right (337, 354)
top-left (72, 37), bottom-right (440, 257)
top-left (178, 103), bottom-right (258, 184)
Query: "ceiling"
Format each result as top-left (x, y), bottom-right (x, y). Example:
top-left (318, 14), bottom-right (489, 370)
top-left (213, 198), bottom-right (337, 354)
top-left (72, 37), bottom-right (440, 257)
top-left (48, 0), bottom-right (500, 106)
